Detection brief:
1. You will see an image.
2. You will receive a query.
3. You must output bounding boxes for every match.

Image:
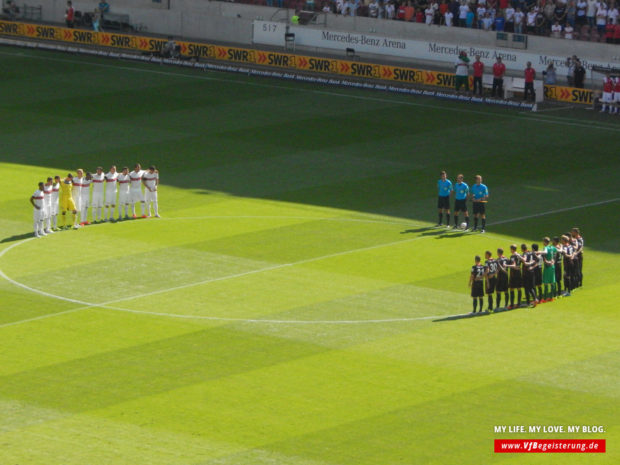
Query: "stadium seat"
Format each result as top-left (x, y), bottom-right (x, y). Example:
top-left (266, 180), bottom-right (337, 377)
top-left (590, 30), bottom-right (599, 42)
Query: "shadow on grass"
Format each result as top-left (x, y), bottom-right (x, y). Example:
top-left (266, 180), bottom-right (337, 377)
top-left (433, 305), bottom-right (523, 322)
top-left (433, 231), bottom-right (471, 239)
top-left (1, 233), bottom-right (34, 243)
top-left (400, 227), bottom-right (435, 234)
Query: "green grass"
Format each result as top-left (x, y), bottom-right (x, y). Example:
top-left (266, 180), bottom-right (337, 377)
top-left (0, 45), bottom-right (619, 464)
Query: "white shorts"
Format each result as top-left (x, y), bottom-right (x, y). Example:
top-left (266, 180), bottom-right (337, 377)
top-left (602, 92), bottom-right (613, 103)
top-left (614, 92), bottom-right (620, 103)
top-left (74, 195), bottom-right (82, 210)
top-left (118, 191), bottom-right (130, 205)
top-left (80, 196), bottom-right (90, 208)
top-left (51, 199), bottom-right (59, 216)
top-left (105, 191), bottom-right (117, 206)
top-left (92, 193), bottom-right (104, 208)
top-left (130, 189), bottom-right (144, 203)
top-left (145, 190), bottom-right (158, 202)
top-left (33, 208), bottom-right (44, 222)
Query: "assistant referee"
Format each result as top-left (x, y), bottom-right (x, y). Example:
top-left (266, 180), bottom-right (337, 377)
top-left (470, 174), bottom-right (489, 233)
top-left (436, 170), bottom-right (453, 227)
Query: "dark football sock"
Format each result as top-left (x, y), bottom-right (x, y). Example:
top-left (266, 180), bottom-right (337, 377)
top-left (446, 214), bottom-right (450, 225)
top-left (488, 295), bottom-right (493, 310)
top-left (505, 292), bottom-right (509, 307)
top-left (510, 290), bottom-right (514, 306)
top-left (482, 218), bottom-right (486, 229)
top-left (438, 213), bottom-right (442, 225)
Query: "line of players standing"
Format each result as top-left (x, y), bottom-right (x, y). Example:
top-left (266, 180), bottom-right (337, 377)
top-left (29, 163), bottom-right (159, 238)
top-left (469, 228), bottom-right (584, 314)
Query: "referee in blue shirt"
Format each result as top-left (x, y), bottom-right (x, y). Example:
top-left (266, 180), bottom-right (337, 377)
top-left (453, 174), bottom-right (469, 229)
top-left (436, 170), bottom-right (453, 227)
top-left (470, 174), bottom-right (489, 232)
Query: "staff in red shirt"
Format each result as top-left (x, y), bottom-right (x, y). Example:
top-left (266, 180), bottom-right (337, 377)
top-left (65, 1), bottom-right (74, 28)
top-left (492, 56), bottom-right (506, 98)
top-left (601, 75), bottom-right (615, 113)
top-left (524, 61), bottom-right (536, 102)
top-left (473, 55), bottom-right (484, 96)
top-left (613, 77), bottom-right (620, 114)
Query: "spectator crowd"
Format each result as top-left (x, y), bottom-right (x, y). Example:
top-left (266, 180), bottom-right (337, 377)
top-left (243, 0), bottom-right (620, 42)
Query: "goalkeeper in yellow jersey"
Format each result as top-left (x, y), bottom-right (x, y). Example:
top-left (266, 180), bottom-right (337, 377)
top-left (60, 173), bottom-right (79, 229)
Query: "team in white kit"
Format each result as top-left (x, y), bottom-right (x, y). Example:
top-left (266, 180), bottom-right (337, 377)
top-left (30, 163), bottom-right (159, 238)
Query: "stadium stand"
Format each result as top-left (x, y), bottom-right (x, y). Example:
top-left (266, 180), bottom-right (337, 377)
top-left (220, 0), bottom-right (620, 43)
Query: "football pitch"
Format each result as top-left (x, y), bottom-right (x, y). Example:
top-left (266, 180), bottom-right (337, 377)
top-left (1, 46), bottom-right (619, 464)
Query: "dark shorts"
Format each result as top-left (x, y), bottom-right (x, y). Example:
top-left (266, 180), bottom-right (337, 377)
top-left (522, 270), bottom-right (535, 290)
top-left (496, 272), bottom-right (509, 292)
top-left (534, 267), bottom-right (542, 286)
top-left (454, 199), bottom-right (468, 212)
top-left (509, 270), bottom-right (522, 288)
top-left (437, 196), bottom-right (450, 209)
top-left (471, 280), bottom-right (484, 298)
top-left (486, 276), bottom-right (497, 294)
top-left (473, 201), bottom-right (486, 215)
top-left (455, 75), bottom-right (469, 91)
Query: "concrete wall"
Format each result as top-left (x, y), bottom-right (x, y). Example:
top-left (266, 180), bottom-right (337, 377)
top-left (21, 0), bottom-right (620, 69)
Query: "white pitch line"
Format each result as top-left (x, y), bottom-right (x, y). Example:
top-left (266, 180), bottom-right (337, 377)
top-left (519, 116), bottom-right (620, 132)
top-left (2, 48), bottom-right (620, 132)
top-left (97, 232), bottom-right (432, 306)
top-left (93, 305), bottom-right (448, 325)
top-left (0, 239), bottom-right (93, 307)
top-left (0, 217), bottom-right (442, 326)
top-left (521, 105), bottom-right (575, 114)
top-left (157, 215), bottom-right (416, 227)
top-left (1, 197), bottom-right (616, 327)
top-left (0, 307), bottom-right (90, 329)
top-left (490, 198), bottom-right (620, 226)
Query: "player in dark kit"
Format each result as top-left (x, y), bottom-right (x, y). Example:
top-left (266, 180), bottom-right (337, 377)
top-left (561, 235), bottom-right (575, 295)
top-left (552, 236), bottom-right (563, 297)
top-left (531, 243), bottom-right (543, 302)
top-left (506, 244), bottom-right (522, 309)
top-left (495, 247), bottom-right (510, 309)
top-left (571, 227), bottom-right (584, 287)
top-left (484, 250), bottom-right (498, 312)
top-left (520, 243), bottom-right (538, 307)
top-left (469, 255), bottom-right (486, 313)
